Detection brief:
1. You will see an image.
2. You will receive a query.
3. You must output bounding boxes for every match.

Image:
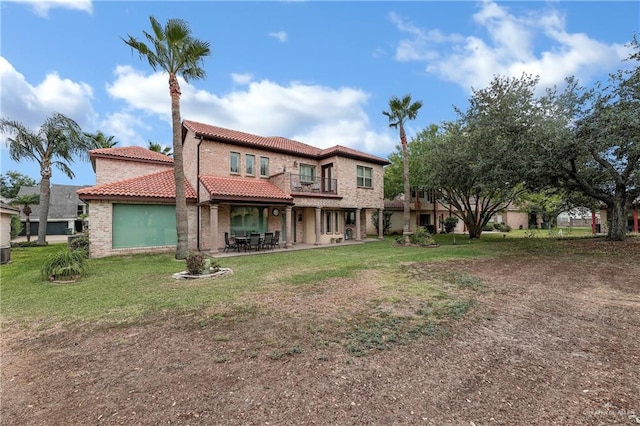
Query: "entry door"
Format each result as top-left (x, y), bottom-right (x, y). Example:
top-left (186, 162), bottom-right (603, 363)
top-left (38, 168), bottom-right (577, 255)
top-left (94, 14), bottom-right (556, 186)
top-left (321, 163), bottom-right (333, 192)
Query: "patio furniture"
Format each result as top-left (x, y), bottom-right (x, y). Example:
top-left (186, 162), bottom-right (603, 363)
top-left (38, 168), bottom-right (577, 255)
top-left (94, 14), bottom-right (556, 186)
top-left (246, 233), bottom-right (261, 251)
top-left (262, 232), bottom-right (274, 250)
top-left (224, 232), bottom-right (238, 253)
top-left (271, 230), bottom-right (280, 249)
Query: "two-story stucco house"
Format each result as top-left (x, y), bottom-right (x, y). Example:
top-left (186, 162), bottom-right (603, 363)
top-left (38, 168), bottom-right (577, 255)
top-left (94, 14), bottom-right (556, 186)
top-left (78, 120), bottom-right (389, 258)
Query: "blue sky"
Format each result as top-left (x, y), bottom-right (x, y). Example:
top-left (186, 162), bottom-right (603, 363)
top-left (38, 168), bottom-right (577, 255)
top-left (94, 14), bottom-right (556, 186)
top-left (1, 0), bottom-right (638, 186)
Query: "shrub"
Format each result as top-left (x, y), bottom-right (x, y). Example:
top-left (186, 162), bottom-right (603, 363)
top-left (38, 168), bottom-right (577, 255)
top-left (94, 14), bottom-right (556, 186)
top-left (493, 222), bottom-right (512, 233)
top-left (483, 223), bottom-right (494, 232)
top-left (443, 217), bottom-right (458, 234)
top-left (68, 233), bottom-right (89, 254)
top-left (41, 248), bottom-right (86, 282)
top-left (10, 215), bottom-right (22, 239)
top-left (409, 227), bottom-right (436, 246)
top-left (371, 210), bottom-right (392, 235)
top-left (185, 251), bottom-right (206, 275)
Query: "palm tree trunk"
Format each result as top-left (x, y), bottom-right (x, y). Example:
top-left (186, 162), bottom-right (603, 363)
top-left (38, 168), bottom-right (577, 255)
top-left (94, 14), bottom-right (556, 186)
top-left (37, 173), bottom-right (51, 246)
top-left (25, 215), bottom-right (31, 243)
top-left (170, 74), bottom-right (189, 259)
top-left (400, 125), bottom-right (411, 244)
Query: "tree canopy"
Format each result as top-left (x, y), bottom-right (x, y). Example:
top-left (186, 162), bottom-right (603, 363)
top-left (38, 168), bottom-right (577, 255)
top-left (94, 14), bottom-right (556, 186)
top-left (0, 171), bottom-right (37, 199)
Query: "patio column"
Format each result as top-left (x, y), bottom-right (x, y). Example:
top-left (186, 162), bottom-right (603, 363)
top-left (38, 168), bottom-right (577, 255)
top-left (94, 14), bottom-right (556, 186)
top-left (355, 208), bottom-right (361, 241)
top-left (285, 205), bottom-right (293, 248)
top-left (315, 207), bottom-right (322, 245)
top-left (209, 204), bottom-right (219, 254)
top-left (634, 208), bottom-right (638, 233)
top-left (378, 208), bottom-right (384, 239)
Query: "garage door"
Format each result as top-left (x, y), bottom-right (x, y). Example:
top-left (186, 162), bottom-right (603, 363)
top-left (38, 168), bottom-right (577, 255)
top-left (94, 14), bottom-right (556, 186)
top-left (112, 204), bottom-right (176, 249)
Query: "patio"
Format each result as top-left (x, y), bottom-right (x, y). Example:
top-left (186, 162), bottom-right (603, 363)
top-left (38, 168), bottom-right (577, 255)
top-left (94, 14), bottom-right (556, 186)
top-left (211, 237), bottom-right (380, 258)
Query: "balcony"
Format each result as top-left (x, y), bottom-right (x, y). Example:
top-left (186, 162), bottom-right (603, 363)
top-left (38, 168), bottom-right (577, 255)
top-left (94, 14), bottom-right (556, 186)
top-left (290, 174), bottom-right (337, 195)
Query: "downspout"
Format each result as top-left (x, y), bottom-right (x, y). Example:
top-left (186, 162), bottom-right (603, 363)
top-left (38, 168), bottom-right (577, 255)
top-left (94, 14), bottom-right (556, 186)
top-left (197, 135), bottom-right (203, 250)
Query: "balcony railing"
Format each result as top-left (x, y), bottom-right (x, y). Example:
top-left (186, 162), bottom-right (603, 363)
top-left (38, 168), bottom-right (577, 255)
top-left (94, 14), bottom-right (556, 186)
top-left (290, 174), bottom-right (337, 194)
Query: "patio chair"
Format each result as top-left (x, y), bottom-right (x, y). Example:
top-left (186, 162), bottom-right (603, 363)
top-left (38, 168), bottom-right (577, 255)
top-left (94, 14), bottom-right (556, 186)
top-left (246, 233), bottom-right (261, 252)
top-left (271, 230), bottom-right (280, 249)
top-left (224, 232), bottom-right (238, 253)
top-left (262, 232), bottom-right (274, 250)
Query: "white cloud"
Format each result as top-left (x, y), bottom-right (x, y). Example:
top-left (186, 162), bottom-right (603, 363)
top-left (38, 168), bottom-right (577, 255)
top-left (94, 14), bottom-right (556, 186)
top-left (268, 31), bottom-right (288, 43)
top-left (98, 112), bottom-right (151, 148)
top-left (231, 73), bottom-right (254, 85)
top-left (106, 66), bottom-right (395, 156)
top-left (391, 2), bottom-right (629, 92)
top-left (6, 0), bottom-right (93, 17)
top-left (0, 56), bottom-right (96, 132)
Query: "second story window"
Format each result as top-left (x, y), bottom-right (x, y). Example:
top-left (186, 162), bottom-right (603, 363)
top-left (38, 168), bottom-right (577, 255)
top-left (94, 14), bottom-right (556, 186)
top-left (260, 157), bottom-right (269, 177)
top-left (357, 166), bottom-right (373, 188)
top-left (230, 152), bottom-right (240, 174)
top-left (246, 154), bottom-right (255, 176)
top-left (300, 164), bottom-right (316, 182)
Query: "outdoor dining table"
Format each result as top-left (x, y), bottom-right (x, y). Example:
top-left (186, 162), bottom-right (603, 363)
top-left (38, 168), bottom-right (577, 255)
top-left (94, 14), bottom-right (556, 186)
top-left (233, 234), bottom-right (264, 251)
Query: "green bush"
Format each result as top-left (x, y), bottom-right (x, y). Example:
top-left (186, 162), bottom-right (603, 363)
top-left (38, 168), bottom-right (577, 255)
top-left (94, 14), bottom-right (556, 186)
top-left (409, 227), bottom-right (436, 246)
top-left (41, 248), bottom-right (86, 281)
top-left (68, 233), bottom-right (89, 254)
top-left (493, 222), bottom-right (512, 232)
top-left (10, 215), bottom-right (22, 239)
top-left (443, 217), bottom-right (458, 234)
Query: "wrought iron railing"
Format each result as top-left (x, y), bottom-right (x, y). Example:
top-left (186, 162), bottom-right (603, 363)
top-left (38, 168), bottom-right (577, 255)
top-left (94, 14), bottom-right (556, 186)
top-left (290, 174), bottom-right (337, 194)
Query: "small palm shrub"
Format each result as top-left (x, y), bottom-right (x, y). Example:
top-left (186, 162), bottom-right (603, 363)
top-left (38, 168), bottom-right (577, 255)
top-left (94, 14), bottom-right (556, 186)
top-left (41, 248), bottom-right (86, 282)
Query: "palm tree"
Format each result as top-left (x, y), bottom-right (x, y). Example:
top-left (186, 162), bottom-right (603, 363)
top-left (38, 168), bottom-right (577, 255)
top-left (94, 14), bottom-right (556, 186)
top-left (123, 16), bottom-right (211, 259)
top-left (11, 194), bottom-right (39, 243)
top-left (0, 113), bottom-right (90, 245)
top-left (148, 140), bottom-right (172, 156)
top-left (383, 95), bottom-right (423, 244)
top-left (85, 131), bottom-right (118, 148)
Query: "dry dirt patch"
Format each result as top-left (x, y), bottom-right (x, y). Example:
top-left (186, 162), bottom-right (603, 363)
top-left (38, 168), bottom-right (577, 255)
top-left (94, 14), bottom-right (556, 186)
top-left (2, 239), bottom-right (639, 425)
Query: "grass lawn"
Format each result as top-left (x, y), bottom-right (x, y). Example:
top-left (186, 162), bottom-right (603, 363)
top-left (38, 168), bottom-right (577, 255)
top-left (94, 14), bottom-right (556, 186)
top-left (0, 231), bottom-right (596, 332)
top-left (2, 235), bottom-right (494, 326)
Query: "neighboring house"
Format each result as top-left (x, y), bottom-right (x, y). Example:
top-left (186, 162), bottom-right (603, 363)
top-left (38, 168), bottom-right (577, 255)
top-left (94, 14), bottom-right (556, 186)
top-left (1, 200), bottom-right (20, 264)
top-left (16, 185), bottom-right (89, 237)
top-left (78, 121), bottom-right (389, 258)
top-left (370, 190), bottom-right (529, 235)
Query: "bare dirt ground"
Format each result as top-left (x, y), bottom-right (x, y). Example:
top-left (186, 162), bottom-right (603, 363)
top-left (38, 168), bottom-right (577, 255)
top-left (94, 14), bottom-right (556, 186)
top-left (2, 238), bottom-right (639, 425)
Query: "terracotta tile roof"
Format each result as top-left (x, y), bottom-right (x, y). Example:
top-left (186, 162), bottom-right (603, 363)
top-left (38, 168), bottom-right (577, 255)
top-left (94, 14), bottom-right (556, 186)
top-left (77, 170), bottom-right (196, 201)
top-left (200, 175), bottom-right (293, 203)
top-left (183, 120), bottom-right (389, 165)
top-left (89, 146), bottom-right (174, 164)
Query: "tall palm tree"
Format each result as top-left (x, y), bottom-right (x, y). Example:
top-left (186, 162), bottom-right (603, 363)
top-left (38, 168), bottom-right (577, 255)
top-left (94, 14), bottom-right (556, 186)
top-left (383, 95), bottom-right (423, 244)
top-left (85, 131), bottom-right (118, 148)
top-left (148, 140), bottom-right (172, 156)
top-left (0, 113), bottom-right (90, 245)
top-left (11, 194), bottom-right (39, 243)
top-left (123, 16), bottom-right (211, 259)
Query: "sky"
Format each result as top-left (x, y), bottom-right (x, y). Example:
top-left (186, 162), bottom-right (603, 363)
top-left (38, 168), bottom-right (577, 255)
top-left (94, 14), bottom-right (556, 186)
top-left (0, 0), bottom-right (638, 187)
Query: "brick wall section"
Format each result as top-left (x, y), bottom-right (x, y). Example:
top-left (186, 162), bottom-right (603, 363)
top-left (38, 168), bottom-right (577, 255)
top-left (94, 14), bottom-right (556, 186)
top-left (95, 158), bottom-right (173, 185)
top-left (88, 199), bottom-right (197, 258)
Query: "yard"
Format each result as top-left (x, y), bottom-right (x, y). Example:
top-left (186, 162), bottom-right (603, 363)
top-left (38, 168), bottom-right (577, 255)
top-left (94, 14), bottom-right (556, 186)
top-left (1, 234), bottom-right (639, 425)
